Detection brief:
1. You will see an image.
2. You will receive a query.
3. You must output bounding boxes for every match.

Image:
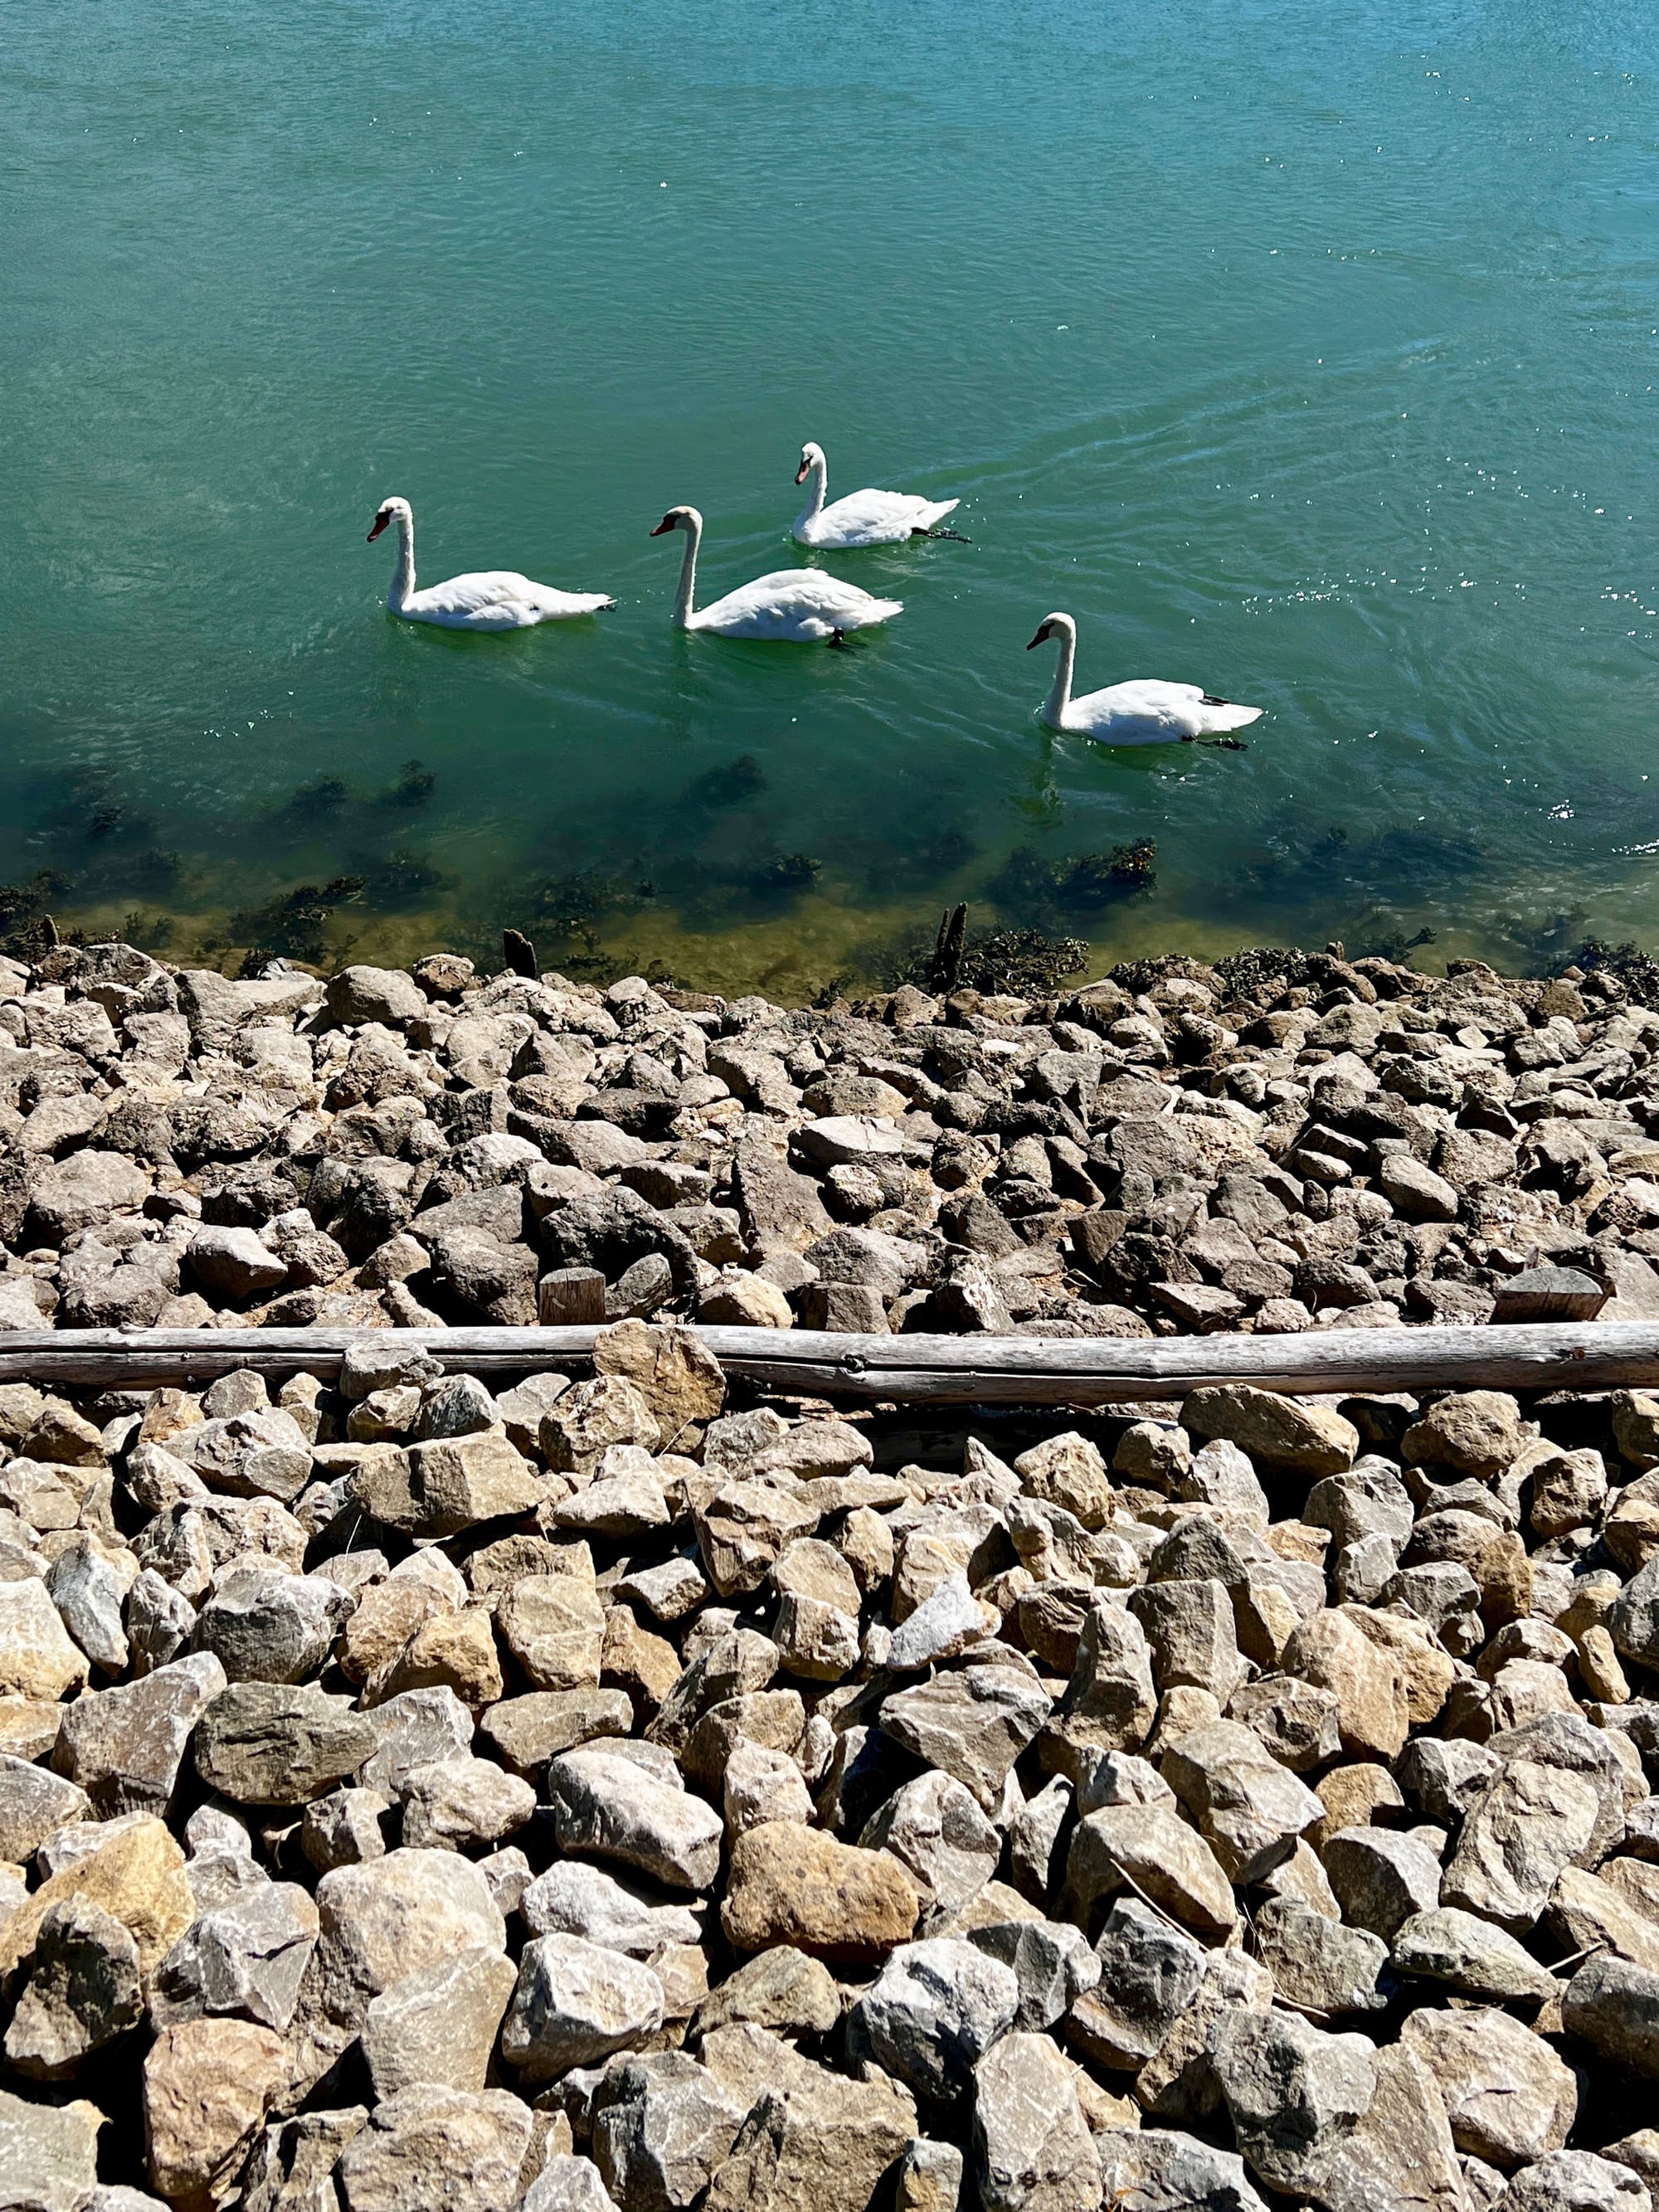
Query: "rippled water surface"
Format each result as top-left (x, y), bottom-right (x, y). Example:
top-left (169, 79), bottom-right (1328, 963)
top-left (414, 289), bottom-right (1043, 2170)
top-left (6, 0), bottom-right (1659, 993)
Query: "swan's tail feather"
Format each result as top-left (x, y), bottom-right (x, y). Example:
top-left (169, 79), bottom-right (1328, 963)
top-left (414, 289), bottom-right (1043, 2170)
top-left (1199, 700), bottom-right (1263, 732)
top-left (852, 598), bottom-right (904, 627)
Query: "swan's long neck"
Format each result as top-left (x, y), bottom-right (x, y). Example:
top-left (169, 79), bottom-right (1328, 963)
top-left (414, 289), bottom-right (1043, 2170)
top-left (673, 516), bottom-right (701, 629)
top-left (1044, 627), bottom-right (1076, 727)
top-left (388, 513), bottom-right (416, 610)
top-left (795, 454), bottom-right (827, 533)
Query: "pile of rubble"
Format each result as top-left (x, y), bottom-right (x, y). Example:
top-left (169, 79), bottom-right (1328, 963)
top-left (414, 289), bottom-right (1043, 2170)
top-left (8, 1328), bottom-right (1659, 2208)
top-left (3, 940), bottom-right (1659, 1342)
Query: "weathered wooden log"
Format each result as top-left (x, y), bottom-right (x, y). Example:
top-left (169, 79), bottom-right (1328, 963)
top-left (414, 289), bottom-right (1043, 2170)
top-left (3, 1321), bottom-right (1659, 1403)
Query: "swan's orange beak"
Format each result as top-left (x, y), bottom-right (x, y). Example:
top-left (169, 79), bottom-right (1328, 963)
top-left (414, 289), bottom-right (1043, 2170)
top-left (1025, 627), bottom-right (1049, 649)
top-left (795, 461), bottom-right (810, 485)
top-left (367, 512), bottom-right (391, 542)
top-left (649, 516), bottom-right (674, 537)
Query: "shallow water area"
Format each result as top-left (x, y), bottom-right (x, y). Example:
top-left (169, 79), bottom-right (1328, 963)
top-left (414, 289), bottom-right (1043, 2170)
top-left (7, 0), bottom-right (1659, 992)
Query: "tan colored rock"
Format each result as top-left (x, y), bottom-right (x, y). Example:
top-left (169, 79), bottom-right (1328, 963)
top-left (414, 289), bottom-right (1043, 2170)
top-left (1012, 1434), bottom-right (1113, 1530)
top-left (1399, 2005), bottom-right (1576, 2169)
top-left (0, 1578), bottom-right (89, 1702)
top-left (694, 1480), bottom-right (820, 1599)
top-left (499, 1574), bottom-right (606, 1692)
top-left (1551, 1866), bottom-right (1659, 1974)
top-left (601, 1607), bottom-right (680, 1709)
top-left (338, 1563), bottom-right (459, 1685)
top-left (1400, 1391), bottom-right (1525, 1479)
top-left (1182, 1386), bottom-right (1357, 1476)
top-left (702, 2026), bottom-right (917, 2212)
top-left (1473, 1529), bottom-right (1533, 1629)
top-left (335, 2086), bottom-right (535, 2211)
top-left (1311, 1763), bottom-right (1404, 1850)
top-left (541, 1376), bottom-right (662, 1476)
top-left (1063, 1800), bottom-right (1237, 1937)
top-left (1347, 1608), bottom-right (1455, 1728)
top-left (721, 1821), bottom-right (920, 1962)
top-left (144, 2017), bottom-right (288, 2210)
top-left (370, 1607), bottom-right (503, 1710)
top-left (1282, 1608), bottom-right (1409, 1760)
top-left (592, 1318), bottom-right (725, 1445)
top-left (0, 1814), bottom-right (193, 1979)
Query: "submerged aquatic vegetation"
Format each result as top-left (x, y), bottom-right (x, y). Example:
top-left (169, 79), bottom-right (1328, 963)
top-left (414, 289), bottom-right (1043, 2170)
top-left (0, 871), bottom-right (73, 962)
top-left (379, 758), bottom-right (435, 809)
top-left (682, 754), bottom-right (767, 809)
top-left (1569, 937), bottom-right (1659, 1005)
top-left (226, 875), bottom-right (365, 972)
top-left (990, 840), bottom-right (1157, 926)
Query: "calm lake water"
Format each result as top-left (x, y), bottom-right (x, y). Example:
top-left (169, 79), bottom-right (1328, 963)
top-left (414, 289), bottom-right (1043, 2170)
top-left (6, 0), bottom-right (1659, 995)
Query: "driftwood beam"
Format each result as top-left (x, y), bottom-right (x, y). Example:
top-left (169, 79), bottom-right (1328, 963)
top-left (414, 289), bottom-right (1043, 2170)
top-left (2, 1322), bottom-right (1659, 1403)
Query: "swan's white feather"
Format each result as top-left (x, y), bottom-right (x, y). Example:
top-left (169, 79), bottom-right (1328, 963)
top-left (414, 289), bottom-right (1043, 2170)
top-left (399, 568), bottom-right (615, 631)
top-left (1063, 679), bottom-right (1263, 746)
top-left (688, 567), bottom-right (903, 641)
top-left (795, 489), bottom-right (961, 548)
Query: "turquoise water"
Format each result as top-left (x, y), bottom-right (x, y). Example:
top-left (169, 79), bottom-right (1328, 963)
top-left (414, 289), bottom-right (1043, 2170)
top-left (6, 0), bottom-right (1659, 994)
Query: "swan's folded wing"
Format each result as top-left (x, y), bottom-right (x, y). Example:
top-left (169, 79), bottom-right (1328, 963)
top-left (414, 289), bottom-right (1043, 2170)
top-left (819, 488), bottom-right (937, 543)
top-left (700, 569), bottom-right (902, 638)
top-left (409, 568), bottom-right (543, 619)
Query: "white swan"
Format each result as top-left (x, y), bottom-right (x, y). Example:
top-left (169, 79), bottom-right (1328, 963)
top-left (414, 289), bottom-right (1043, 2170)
top-left (650, 506), bottom-right (902, 643)
top-left (791, 443), bottom-right (962, 548)
top-left (1027, 612), bottom-right (1262, 747)
top-left (367, 498), bottom-right (615, 630)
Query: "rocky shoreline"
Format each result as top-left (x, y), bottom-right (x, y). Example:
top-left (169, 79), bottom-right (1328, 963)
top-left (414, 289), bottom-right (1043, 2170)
top-left (10, 945), bottom-right (1659, 2210)
top-left (3, 937), bottom-right (1659, 1344)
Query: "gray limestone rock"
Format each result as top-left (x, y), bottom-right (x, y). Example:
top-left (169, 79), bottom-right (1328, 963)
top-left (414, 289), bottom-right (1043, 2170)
top-left (193, 1565), bottom-right (351, 1685)
top-left (591, 2051), bottom-right (749, 2212)
top-left (1160, 1719), bottom-right (1323, 1883)
top-left (849, 1937), bottom-right (1020, 2103)
top-left (52, 1649), bottom-right (226, 1816)
top-left (1389, 1907), bottom-right (1556, 2002)
top-left (859, 1771), bottom-right (1001, 1913)
top-left (397, 1756), bottom-right (535, 1850)
top-left (361, 1945), bottom-right (519, 2098)
top-left (880, 1665), bottom-right (1052, 1811)
top-left (1321, 1826), bottom-right (1443, 1941)
top-left (1253, 1896), bottom-right (1389, 2015)
top-left (1068, 1898), bottom-right (1206, 2071)
top-left (3, 1897), bottom-right (143, 2079)
top-left (150, 1879), bottom-right (319, 2033)
top-left (358, 1685), bottom-right (475, 1796)
top-left (334, 2087), bottom-right (536, 2212)
top-left (973, 2029), bottom-right (1102, 2212)
top-left (521, 1862), bottom-right (703, 1955)
top-left (0, 1755), bottom-right (90, 1862)
top-left (1210, 2008), bottom-right (1377, 2199)
top-left (1498, 2152), bottom-right (1651, 2212)
top-left (194, 1680), bottom-right (377, 1805)
top-left (0, 2084), bottom-right (104, 2212)
top-left (546, 1747), bottom-right (723, 1892)
top-left (1094, 2127), bottom-right (1267, 2212)
top-left (502, 1932), bottom-right (667, 2081)
top-left (1563, 1952), bottom-right (1659, 2078)
top-left (965, 1915), bottom-right (1100, 2033)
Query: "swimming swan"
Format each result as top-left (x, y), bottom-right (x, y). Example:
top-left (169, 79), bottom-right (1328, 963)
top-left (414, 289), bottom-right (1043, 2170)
top-left (650, 505), bottom-right (902, 643)
top-left (367, 498), bottom-right (615, 630)
top-left (791, 442), bottom-right (963, 548)
top-left (1027, 611), bottom-right (1262, 746)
